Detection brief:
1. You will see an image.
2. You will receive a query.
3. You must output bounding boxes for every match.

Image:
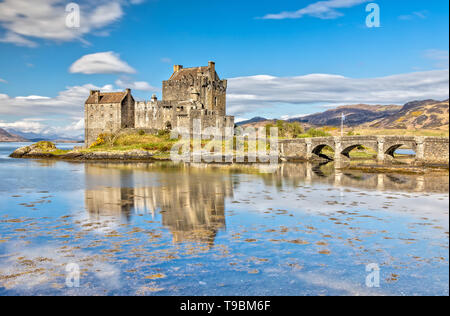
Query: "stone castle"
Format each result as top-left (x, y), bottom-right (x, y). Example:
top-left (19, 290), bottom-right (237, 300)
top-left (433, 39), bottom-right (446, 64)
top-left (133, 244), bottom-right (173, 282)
top-left (84, 61), bottom-right (235, 146)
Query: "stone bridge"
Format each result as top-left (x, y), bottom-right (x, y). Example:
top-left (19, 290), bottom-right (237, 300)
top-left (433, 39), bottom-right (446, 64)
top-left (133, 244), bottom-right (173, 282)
top-left (280, 136), bottom-right (449, 164)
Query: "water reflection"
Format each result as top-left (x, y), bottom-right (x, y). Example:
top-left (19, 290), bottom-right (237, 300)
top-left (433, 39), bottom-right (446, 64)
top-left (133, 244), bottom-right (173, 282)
top-left (261, 162), bottom-right (448, 193)
top-left (83, 162), bottom-right (448, 243)
top-left (0, 154), bottom-right (448, 295)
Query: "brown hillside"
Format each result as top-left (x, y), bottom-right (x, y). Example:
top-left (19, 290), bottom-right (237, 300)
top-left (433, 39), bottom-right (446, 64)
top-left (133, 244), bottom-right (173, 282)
top-left (0, 128), bottom-right (29, 142)
top-left (367, 100), bottom-right (449, 130)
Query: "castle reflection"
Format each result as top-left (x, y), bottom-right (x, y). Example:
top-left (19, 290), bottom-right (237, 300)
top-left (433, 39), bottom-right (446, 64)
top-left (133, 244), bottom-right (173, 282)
top-left (83, 162), bottom-right (448, 244)
top-left (84, 163), bottom-right (232, 245)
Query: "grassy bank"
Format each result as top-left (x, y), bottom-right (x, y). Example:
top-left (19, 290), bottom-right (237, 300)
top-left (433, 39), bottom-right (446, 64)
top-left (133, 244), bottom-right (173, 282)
top-left (84, 131), bottom-right (177, 158)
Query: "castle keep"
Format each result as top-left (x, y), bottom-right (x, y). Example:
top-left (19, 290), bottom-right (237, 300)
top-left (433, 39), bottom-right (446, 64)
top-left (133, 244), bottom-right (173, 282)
top-left (84, 61), bottom-right (235, 146)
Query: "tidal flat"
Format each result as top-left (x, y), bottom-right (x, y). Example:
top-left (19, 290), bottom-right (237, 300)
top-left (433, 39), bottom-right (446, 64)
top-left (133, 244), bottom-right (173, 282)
top-left (0, 143), bottom-right (448, 296)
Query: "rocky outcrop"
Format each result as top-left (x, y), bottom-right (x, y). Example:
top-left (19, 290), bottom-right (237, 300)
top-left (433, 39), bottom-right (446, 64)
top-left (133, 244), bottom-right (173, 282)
top-left (10, 143), bottom-right (156, 161)
top-left (9, 142), bottom-right (56, 158)
top-left (67, 150), bottom-right (155, 160)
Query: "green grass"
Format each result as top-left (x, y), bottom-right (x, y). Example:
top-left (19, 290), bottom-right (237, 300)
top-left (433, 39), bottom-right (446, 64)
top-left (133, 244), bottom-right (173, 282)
top-left (297, 128), bottom-right (332, 138)
top-left (84, 131), bottom-right (177, 155)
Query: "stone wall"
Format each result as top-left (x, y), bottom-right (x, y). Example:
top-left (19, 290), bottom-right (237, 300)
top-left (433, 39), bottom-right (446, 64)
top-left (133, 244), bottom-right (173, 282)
top-left (85, 102), bottom-right (122, 146)
top-left (423, 137), bottom-right (449, 164)
top-left (121, 90), bottom-right (135, 129)
top-left (280, 136), bottom-right (449, 164)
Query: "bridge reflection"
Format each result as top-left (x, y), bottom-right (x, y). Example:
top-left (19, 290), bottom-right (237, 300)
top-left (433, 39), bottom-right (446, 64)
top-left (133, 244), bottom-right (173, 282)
top-left (83, 162), bottom-right (448, 245)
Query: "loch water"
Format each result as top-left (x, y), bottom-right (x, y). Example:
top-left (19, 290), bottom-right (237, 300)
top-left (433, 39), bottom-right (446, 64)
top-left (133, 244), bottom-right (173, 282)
top-left (0, 143), bottom-right (448, 295)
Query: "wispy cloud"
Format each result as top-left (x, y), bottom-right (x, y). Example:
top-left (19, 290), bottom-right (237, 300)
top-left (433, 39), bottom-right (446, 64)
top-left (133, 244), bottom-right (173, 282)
top-left (0, 0), bottom-right (143, 47)
top-left (227, 70), bottom-right (449, 115)
top-left (398, 11), bottom-right (428, 21)
top-left (424, 49), bottom-right (449, 69)
top-left (259, 0), bottom-right (369, 20)
top-left (69, 51), bottom-right (136, 74)
top-left (160, 57), bottom-right (172, 64)
top-left (0, 78), bottom-right (7, 84)
top-left (0, 83), bottom-right (117, 117)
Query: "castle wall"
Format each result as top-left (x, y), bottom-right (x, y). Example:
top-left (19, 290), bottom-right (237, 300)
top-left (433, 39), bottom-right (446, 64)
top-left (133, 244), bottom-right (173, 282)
top-left (85, 102), bottom-right (122, 146)
top-left (84, 63), bottom-right (234, 146)
top-left (121, 92), bottom-right (135, 129)
top-left (135, 101), bottom-right (177, 130)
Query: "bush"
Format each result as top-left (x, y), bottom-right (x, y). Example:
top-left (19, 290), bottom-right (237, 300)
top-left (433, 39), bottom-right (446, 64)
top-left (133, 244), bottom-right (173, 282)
top-left (35, 141), bottom-right (56, 151)
top-left (265, 121), bottom-right (304, 138)
top-left (89, 133), bottom-right (108, 148)
top-left (157, 129), bottom-right (170, 137)
top-left (138, 129), bottom-right (146, 136)
top-left (305, 128), bottom-right (331, 137)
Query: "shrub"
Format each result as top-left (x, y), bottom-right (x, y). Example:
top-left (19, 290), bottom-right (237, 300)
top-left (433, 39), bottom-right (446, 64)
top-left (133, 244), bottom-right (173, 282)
top-left (305, 128), bottom-right (331, 137)
top-left (35, 141), bottom-right (56, 151)
top-left (138, 129), bottom-right (146, 136)
top-left (157, 129), bottom-right (170, 137)
top-left (89, 133), bottom-right (108, 148)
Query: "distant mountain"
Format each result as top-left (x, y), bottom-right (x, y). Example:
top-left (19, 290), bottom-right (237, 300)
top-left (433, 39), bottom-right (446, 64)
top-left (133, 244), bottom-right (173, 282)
top-left (291, 104), bottom-right (402, 126)
top-left (4, 129), bottom-right (83, 142)
top-left (0, 128), bottom-right (29, 142)
top-left (238, 99), bottom-right (449, 131)
top-left (367, 99), bottom-right (449, 130)
top-left (236, 117), bottom-right (268, 126)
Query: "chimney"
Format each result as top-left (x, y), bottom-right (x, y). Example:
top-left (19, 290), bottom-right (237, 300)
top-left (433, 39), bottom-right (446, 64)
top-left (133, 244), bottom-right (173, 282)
top-left (151, 94), bottom-right (157, 102)
top-left (90, 90), bottom-right (100, 103)
top-left (208, 61), bottom-right (215, 81)
top-left (173, 65), bottom-right (183, 72)
top-left (208, 61), bottom-right (215, 73)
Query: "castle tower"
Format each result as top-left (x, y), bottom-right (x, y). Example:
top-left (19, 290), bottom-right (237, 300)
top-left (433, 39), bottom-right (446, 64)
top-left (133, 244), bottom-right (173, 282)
top-left (162, 61), bottom-right (227, 115)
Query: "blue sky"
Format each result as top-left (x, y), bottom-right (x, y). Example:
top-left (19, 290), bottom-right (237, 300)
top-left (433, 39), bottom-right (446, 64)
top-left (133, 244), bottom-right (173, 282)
top-left (0, 0), bottom-right (448, 137)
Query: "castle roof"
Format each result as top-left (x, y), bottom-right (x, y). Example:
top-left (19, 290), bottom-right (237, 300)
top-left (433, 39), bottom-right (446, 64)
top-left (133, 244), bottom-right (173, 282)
top-left (169, 66), bottom-right (219, 81)
top-left (85, 91), bottom-right (128, 104)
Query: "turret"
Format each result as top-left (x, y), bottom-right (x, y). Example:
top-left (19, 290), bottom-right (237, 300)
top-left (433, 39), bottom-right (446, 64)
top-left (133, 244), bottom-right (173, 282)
top-left (173, 65), bottom-right (183, 72)
top-left (208, 61), bottom-right (215, 80)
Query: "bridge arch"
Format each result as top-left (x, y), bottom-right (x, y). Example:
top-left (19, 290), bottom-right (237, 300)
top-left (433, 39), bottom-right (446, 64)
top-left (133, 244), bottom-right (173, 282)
top-left (384, 141), bottom-right (417, 158)
top-left (340, 143), bottom-right (377, 159)
top-left (311, 144), bottom-right (335, 161)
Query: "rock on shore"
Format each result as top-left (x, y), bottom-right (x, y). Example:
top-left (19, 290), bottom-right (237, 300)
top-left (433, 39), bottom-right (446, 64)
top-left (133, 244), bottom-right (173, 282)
top-left (10, 142), bottom-right (155, 161)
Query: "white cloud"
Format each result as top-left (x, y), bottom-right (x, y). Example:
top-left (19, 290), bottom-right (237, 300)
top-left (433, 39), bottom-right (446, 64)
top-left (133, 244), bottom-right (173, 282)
top-left (160, 57), bottom-right (172, 64)
top-left (0, 78), bottom-right (7, 83)
top-left (0, 0), bottom-right (143, 47)
top-left (260, 0), bottom-right (369, 20)
top-left (69, 51), bottom-right (136, 74)
top-left (424, 49), bottom-right (449, 69)
top-left (234, 117), bottom-right (251, 123)
top-left (227, 70), bottom-right (449, 115)
top-left (280, 114), bottom-right (308, 120)
top-left (115, 78), bottom-right (159, 92)
top-left (0, 32), bottom-right (37, 47)
top-left (0, 117), bottom-right (85, 139)
top-left (0, 83), bottom-right (117, 117)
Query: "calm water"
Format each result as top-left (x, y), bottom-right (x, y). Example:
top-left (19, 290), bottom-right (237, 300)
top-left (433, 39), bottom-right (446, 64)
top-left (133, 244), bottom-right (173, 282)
top-left (0, 142), bottom-right (448, 296)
